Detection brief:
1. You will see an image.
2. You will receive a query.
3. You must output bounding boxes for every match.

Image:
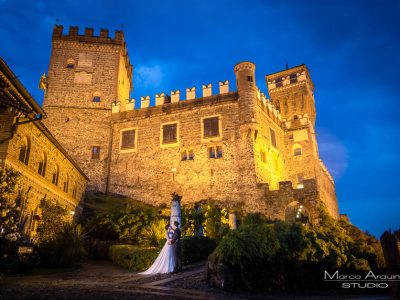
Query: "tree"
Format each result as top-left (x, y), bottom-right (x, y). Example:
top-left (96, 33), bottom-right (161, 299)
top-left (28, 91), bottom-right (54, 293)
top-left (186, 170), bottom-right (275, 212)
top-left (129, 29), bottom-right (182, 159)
top-left (0, 167), bottom-right (20, 242)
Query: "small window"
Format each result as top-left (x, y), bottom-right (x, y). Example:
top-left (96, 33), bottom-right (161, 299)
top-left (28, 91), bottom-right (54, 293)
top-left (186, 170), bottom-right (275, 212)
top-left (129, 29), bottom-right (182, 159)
top-left (181, 151), bottom-right (188, 161)
top-left (72, 183), bottom-right (77, 199)
top-left (52, 166), bottom-right (59, 185)
top-left (247, 76), bottom-right (253, 82)
top-left (162, 123), bottom-right (178, 144)
top-left (208, 147), bottom-right (216, 159)
top-left (188, 150), bottom-right (194, 160)
top-left (275, 77), bottom-right (283, 88)
top-left (203, 117), bottom-right (220, 138)
top-left (293, 146), bottom-right (302, 156)
top-left (208, 146), bottom-right (222, 159)
top-left (63, 175), bottom-right (69, 193)
top-left (92, 92), bottom-right (101, 102)
top-left (297, 174), bottom-right (304, 189)
top-left (216, 146), bottom-right (223, 158)
top-left (19, 137), bottom-right (31, 165)
top-left (66, 58), bottom-right (74, 69)
top-left (270, 128), bottom-right (277, 148)
top-left (260, 150), bottom-right (266, 163)
top-left (91, 146), bottom-right (100, 159)
top-left (290, 73), bottom-right (297, 84)
top-left (37, 153), bottom-right (47, 177)
top-left (121, 129), bottom-right (136, 150)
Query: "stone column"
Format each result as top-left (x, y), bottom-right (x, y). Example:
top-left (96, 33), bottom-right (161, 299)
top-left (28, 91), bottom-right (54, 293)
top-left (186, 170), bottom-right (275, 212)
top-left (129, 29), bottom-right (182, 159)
top-left (170, 193), bottom-right (182, 228)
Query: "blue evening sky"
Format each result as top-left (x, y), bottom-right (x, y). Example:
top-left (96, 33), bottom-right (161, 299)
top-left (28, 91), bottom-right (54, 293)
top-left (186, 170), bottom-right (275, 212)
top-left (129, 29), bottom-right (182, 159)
top-left (1, 0), bottom-right (399, 237)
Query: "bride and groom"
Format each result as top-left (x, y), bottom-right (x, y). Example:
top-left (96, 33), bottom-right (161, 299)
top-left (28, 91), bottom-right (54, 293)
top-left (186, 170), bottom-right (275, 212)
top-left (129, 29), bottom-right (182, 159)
top-left (140, 221), bottom-right (182, 274)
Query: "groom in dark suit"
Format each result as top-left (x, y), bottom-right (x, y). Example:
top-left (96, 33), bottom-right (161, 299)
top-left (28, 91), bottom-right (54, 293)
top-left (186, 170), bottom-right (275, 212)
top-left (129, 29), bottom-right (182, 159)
top-left (170, 221), bottom-right (182, 273)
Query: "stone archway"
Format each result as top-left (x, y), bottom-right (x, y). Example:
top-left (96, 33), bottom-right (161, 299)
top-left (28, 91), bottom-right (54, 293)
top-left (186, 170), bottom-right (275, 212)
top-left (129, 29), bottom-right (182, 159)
top-left (285, 201), bottom-right (310, 224)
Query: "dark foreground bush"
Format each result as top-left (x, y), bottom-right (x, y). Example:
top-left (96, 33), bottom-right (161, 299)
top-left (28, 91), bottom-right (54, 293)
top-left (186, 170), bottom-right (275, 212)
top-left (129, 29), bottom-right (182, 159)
top-left (207, 212), bottom-right (384, 292)
top-left (109, 245), bottom-right (159, 271)
top-left (182, 236), bottom-right (217, 265)
top-left (39, 224), bottom-right (86, 267)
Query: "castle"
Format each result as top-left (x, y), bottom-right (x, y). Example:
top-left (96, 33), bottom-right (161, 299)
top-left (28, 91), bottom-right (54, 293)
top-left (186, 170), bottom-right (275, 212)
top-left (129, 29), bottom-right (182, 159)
top-left (39, 25), bottom-right (338, 223)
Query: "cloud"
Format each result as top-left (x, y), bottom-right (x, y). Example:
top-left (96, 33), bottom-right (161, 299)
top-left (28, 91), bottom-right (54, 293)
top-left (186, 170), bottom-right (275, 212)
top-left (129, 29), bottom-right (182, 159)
top-left (134, 64), bottom-right (164, 88)
top-left (317, 129), bottom-right (348, 180)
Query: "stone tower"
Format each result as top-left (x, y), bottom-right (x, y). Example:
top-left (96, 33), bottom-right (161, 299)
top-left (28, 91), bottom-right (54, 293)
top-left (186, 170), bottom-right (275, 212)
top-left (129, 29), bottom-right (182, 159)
top-left (266, 65), bottom-right (338, 217)
top-left (41, 25), bottom-right (132, 191)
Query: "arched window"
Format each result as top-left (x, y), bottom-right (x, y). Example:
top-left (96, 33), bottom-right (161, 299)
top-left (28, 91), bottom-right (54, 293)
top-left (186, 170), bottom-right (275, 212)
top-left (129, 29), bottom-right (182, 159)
top-left (72, 183), bottom-right (77, 199)
top-left (208, 146), bottom-right (223, 159)
top-left (188, 150), bottom-right (194, 160)
top-left (66, 58), bottom-right (75, 69)
top-left (63, 174), bottom-right (69, 193)
top-left (181, 150), bottom-right (188, 161)
top-left (18, 137), bottom-right (31, 165)
top-left (38, 152), bottom-right (47, 176)
top-left (52, 165), bottom-right (59, 185)
top-left (293, 144), bottom-right (302, 156)
top-left (92, 92), bottom-right (101, 102)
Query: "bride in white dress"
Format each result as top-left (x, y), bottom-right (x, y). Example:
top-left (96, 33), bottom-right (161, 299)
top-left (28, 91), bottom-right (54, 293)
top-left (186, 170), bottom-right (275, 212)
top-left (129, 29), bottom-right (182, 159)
top-left (140, 224), bottom-right (175, 274)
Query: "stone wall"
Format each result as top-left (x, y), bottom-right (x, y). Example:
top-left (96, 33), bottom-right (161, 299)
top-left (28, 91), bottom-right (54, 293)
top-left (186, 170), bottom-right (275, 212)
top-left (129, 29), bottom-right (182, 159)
top-left (109, 93), bottom-right (245, 207)
top-left (43, 106), bottom-right (111, 192)
top-left (0, 109), bottom-right (87, 238)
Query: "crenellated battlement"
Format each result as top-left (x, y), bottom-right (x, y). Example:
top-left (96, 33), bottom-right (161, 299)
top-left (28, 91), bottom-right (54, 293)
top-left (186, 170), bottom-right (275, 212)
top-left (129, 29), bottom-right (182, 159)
top-left (112, 80), bottom-right (230, 113)
top-left (266, 64), bottom-right (313, 92)
top-left (319, 160), bottom-right (334, 184)
top-left (255, 86), bottom-right (283, 124)
top-left (52, 25), bottom-right (125, 45)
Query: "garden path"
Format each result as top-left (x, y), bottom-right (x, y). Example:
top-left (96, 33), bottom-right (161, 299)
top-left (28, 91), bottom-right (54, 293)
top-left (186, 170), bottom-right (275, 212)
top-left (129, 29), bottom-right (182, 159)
top-left (0, 261), bottom-right (391, 300)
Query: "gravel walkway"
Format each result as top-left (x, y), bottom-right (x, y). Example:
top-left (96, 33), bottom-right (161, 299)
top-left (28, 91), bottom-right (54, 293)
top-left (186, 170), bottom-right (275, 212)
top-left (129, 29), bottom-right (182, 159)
top-left (0, 261), bottom-right (391, 300)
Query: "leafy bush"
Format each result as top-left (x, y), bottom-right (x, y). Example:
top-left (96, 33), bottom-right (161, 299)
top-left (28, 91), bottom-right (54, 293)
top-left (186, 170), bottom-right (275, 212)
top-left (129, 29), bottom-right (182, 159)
top-left (181, 236), bottom-right (217, 264)
top-left (139, 218), bottom-right (169, 247)
top-left (209, 208), bottom-right (384, 291)
top-left (39, 223), bottom-right (86, 267)
top-left (35, 198), bottom-right (68, 246)
top-left (0, 167), bottom-right (22, 273)
top-left (84, 205), bottom-right (159, 243)
top-left (109, 244), bottom-right (159, 271)
top-left (215, 224), bottom-right (279, 268)
top-left (181, 200), bottom-right (229, 241)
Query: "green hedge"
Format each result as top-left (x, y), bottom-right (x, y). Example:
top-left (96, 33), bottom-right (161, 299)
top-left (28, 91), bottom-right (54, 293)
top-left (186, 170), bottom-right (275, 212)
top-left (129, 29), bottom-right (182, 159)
top-left (109, 245), bottom-right (159, 271)
top-left (182, 236), bottom-right (217, 265)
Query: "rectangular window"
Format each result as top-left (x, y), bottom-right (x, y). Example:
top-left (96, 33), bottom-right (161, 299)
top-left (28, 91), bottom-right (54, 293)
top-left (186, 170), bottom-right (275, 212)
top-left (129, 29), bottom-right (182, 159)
top-left (247, 76), bottom-right (253, 82)
top-left (92, 96), bottom-right (101, 102)
top-left (121, 130), bottom-right (136, 150)
top-left (203, 117), bottom-right (220, 138)
top-left (162, 123), bottom-right (177, 144)
top-left (260, 150), bottom-right (266, 163)
top-left (270, 128), bottom-right (277, 148)
top-left (91, 146), bottom-right (100, 159)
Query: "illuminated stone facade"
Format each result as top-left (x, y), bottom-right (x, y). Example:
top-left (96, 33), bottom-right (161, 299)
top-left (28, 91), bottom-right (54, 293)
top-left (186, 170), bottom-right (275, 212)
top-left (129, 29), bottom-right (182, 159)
top-left (0, 58), bottom-right (88, 239)
top-left (41, 25), bottom-right (339, 223)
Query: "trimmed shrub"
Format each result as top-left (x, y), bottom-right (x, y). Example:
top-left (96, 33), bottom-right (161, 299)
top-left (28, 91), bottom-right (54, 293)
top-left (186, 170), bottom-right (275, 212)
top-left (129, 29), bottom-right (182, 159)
top-left (182, 236), bottom-right (217, 265)
top-left (109, 245), bottom-right (159, 271)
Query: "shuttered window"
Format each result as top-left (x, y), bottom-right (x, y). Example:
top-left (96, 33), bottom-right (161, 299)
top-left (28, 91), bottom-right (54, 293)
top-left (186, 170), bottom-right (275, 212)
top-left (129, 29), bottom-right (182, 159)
top-left (121, 130), bottom-right (136, 149)
top-left (203, 117), bottom-right (219, 138)
top-left (162, 123), bottom-right (177, 144)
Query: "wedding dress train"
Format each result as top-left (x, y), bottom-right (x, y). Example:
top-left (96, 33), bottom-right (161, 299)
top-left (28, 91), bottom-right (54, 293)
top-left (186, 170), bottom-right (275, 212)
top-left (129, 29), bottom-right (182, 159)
top-left (140, 232), bottom-right (175, 274)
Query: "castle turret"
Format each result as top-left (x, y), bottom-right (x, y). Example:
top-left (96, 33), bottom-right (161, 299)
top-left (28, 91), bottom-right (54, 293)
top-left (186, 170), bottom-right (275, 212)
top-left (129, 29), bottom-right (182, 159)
top-left (266, 65), bottom-right (316, 125)
top-left (234, 61), bottom-right (257, 125)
